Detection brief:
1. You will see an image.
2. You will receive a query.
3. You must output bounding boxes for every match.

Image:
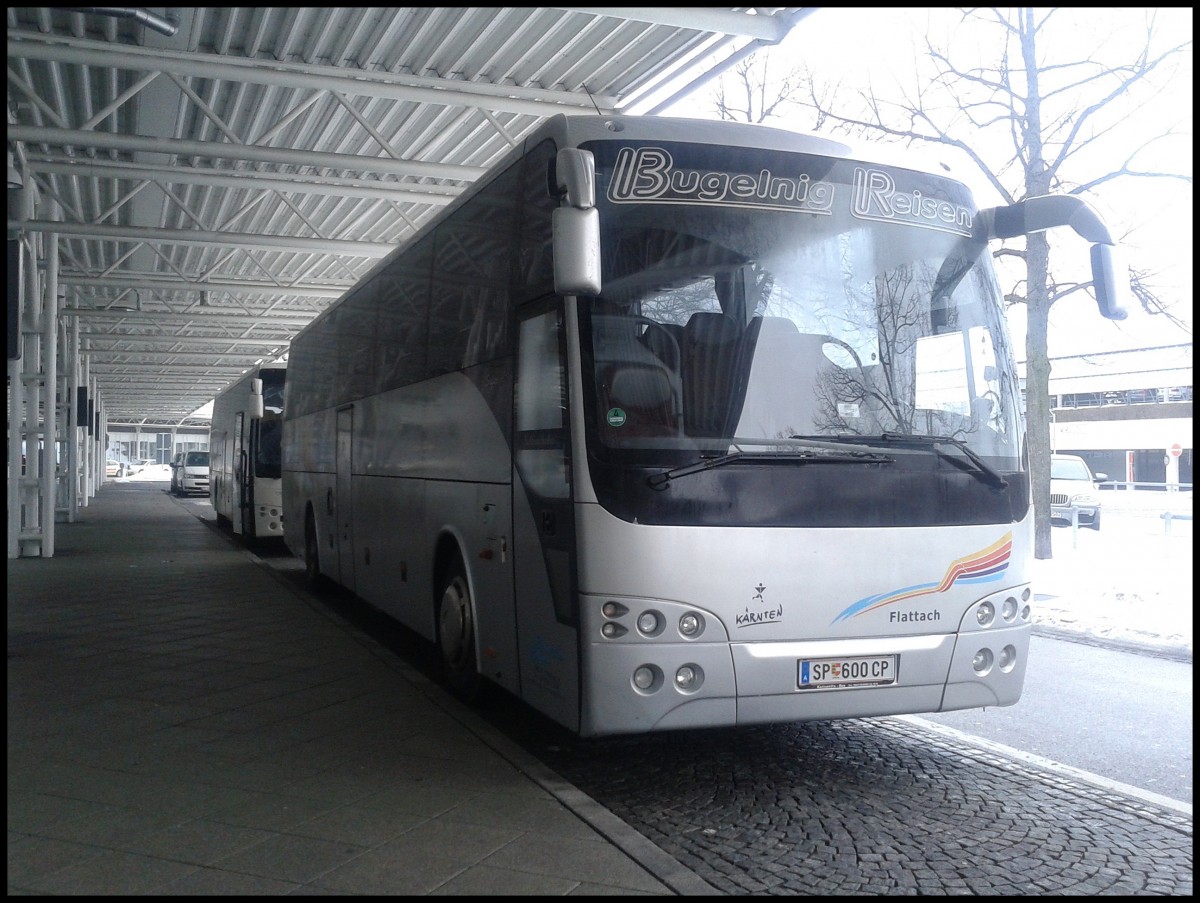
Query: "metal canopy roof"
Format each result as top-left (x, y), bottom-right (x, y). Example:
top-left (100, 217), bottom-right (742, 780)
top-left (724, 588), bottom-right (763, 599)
top-left (8, 6), bottom-right (814, 428)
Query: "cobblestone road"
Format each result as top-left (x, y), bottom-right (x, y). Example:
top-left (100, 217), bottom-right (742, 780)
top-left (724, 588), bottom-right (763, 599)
top-left (525, 716), bottom-right (1192, 895)
top-left (261, 523), bottom-right (1193, 896)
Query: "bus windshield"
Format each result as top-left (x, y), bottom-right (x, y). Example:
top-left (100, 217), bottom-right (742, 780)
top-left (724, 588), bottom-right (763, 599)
top-left (581, 142), bottom-right (1021, 474)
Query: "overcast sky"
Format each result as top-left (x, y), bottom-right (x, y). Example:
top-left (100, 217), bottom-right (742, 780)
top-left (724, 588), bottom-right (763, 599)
top-left (664, 7), bottom-right (1193, 360)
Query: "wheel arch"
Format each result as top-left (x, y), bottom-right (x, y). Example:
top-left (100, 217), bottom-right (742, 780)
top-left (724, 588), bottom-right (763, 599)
top-left (303, 500), bottom-right (329, 590)
top-left (432, 528), bottom-right (471, 623)
top-left (431, 526), bottom-right (485, 699)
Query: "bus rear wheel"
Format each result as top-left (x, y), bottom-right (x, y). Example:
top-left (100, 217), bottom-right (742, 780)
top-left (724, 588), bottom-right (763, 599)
top-left (304, 512), bottom-right (327, 591)
top-left (437, 558), bottom-right (481, 702)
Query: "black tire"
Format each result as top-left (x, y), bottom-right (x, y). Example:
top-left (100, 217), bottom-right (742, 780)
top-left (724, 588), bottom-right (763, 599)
top-left (437, 556), bottom-right (481, 702)
top-left (241, 504), bottom-right (257, 547)
top-left (304, 511), bottom-right (328, 591)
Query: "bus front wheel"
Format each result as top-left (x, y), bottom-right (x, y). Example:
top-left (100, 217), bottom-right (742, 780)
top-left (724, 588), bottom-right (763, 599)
top-left (241, 503), bottom-right (257, 546)
top-left (437, 558), bottom-right (481, 702)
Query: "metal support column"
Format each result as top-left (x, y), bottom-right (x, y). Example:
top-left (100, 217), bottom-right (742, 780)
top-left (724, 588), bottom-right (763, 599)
top-left (64, 312), bottom-right (80, 521)
top-left (17, 181), bottom-right (44, 557)
top-left (41, 226), bottom-right (59, 554)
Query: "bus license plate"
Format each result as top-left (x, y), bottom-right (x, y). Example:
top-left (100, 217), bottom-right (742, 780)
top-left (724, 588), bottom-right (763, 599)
top-left (798, 655), bottom-right (897, 689)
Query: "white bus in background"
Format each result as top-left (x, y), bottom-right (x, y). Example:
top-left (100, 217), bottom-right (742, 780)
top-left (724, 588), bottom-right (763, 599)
top-left (282, 114), bottom-right (1128, 737)
top-left (210, 361), bottom-right (287, 544)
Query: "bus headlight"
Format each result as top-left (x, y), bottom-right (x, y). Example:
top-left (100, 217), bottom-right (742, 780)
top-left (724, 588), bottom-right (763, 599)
top-left (1001, 597), bottom-right (1018, 622)
top-left (678, 612), bottom-right (703, 638)
top-left (674, 664), bottom-right (703, 693)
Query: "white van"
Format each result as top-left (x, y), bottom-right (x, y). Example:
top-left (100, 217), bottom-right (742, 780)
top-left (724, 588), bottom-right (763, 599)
top-left (170, 450), bottom-right (211, 496)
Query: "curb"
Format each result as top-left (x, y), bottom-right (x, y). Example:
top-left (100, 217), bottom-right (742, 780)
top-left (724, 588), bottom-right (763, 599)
top-left (1032, 624), bottom-right (1192, 664)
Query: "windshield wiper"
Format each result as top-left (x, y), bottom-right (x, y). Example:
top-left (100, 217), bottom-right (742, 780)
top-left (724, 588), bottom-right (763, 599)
top-left (647, 445), bottom-right (893, 489)
top-left (878, 432), bottom-right (1009, 491)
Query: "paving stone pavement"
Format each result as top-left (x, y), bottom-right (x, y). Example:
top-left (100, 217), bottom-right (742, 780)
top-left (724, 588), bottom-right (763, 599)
top-left (538, 716), bottom-right (1192, 895)
top-left (7, 483), bottom-right (704, 896)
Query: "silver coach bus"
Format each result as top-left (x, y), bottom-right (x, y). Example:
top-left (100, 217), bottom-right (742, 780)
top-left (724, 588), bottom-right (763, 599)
top-left (282, 114), bottom-right (1127, 736)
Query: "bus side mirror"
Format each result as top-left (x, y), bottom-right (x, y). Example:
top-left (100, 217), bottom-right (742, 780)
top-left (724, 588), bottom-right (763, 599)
top-left (554, 147), bottom-right (595, 208)
top-left (981, 195), bottom-right (1129, 321)
top-left (553, 208), bottom-right (601, 296)
top-left (1090, 243), bottom-right (1130, 321)
top-left (552, 148), bottom-right (601, 296)
top-left (247, 377), bottom-right (264, 420)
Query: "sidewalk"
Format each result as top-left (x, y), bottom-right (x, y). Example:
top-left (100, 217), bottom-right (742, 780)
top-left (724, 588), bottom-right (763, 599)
top-left (8, 483), bottom-right (710, 895)
top-left (1031, 496), bottom-right (1193, 661)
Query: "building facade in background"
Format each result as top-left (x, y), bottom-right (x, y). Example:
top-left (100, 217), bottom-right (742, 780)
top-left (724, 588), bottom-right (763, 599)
top-left (1021, 343), bottom-right (1193, 488)
top-left (104, 425), bottom-right (209, 471)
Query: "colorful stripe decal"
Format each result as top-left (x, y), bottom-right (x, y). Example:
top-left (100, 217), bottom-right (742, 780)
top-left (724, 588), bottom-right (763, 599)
top-left (832, 532), bottom-right (1012, 623)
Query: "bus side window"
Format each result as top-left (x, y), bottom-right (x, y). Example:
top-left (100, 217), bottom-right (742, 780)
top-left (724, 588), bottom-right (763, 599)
top-left (516, 308), bottom-right (570, 499)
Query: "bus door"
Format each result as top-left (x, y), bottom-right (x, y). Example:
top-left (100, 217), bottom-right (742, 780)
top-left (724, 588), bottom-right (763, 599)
top-left (336, 405), bottom-right (356, 591)
top-left (232, 411), bottom-right (246, 535)
top-left (242, 418), bottom-right (257, 536)
top-left (512, 300), bottom-right (580, 730)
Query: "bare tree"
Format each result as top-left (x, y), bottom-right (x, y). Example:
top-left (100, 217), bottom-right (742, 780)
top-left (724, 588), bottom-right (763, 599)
top-left (719, 8), bottom-right (1191, 558)
top-left (709, 54), bottom-right (834, 128)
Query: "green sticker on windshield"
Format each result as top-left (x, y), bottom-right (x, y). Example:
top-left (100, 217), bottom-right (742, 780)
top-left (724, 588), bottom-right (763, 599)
top-left (606, 408), bottom-right (627, 427)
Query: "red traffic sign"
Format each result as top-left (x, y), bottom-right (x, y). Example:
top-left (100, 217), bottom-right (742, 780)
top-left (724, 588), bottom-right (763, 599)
top-left (1169, 443), bottom-right (1183, 458)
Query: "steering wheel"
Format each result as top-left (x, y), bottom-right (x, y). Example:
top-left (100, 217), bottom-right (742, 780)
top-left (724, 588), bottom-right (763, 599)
top-left (636, 317), bottom-right (681, 372)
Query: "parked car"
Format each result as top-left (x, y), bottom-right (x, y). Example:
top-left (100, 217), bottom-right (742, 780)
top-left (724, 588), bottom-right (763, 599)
top-left (125, 458), bottom-right (157, 476)
top-left (1049, 453), bottom-right (1105, 530)
top-left (105, 459), bottom-right (122, 478)
top-left (170, 450), bottom-right (211, 496)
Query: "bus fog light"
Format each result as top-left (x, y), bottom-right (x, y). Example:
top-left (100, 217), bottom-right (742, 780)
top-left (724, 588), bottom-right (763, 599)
top-left (678, 612), bottom-right (703, 637)
top-left (674, 664), bottom-right (703, 692)
top-left (972, 647), bottom-right (993, 675)
top-left (637, 610), bottom-right (662, 636)
top-left (998, 644), bottom-right (1017, 672)
top-left (1021, 587), bottom-right (1032, 602)
top-left (602, 601), bottom-right (627, 618)
top-left (1021, 604), bottom-right (1031, 621)
top-left (632, 665), bottom-right (662, 693)
top-left (1001, 597), bottom-right (1018, 622)
top-left (601, 622), bottom-right (627, 638)
top-left (976, 601), bottom-right (995, 627)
